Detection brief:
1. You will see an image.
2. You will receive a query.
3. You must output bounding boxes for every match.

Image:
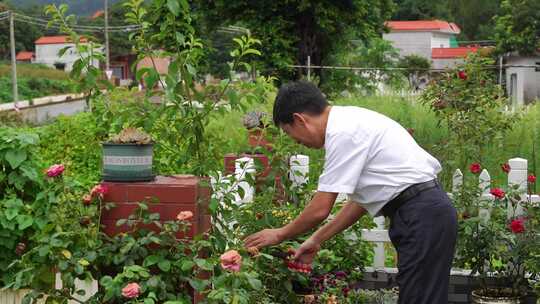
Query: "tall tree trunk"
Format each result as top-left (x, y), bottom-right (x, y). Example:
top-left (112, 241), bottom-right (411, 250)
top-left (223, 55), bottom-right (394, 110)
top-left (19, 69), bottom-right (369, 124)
top-left (296, 9), bottom-right (322, 81)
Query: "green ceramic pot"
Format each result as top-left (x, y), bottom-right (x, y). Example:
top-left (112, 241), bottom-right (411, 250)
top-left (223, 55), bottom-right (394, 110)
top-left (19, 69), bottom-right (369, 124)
top-left (102, 143), bottom-right (154, 182)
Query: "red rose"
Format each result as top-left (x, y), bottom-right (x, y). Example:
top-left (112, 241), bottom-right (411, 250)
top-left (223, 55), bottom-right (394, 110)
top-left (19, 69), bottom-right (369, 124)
top-left (501, 163), bottom-right (511, 174)
top-left (490, 188), bottom-right (505, 199)
top-left (528, 175), bottom-right (536, 183)
top-left (82, 194), bottom-right (92, 206)
top-left (509, 219), bottom-right (525, 234)
top-left (458, 70), bottom-right (468, 80)
top-left (470, 163), bottom-right (481, 174)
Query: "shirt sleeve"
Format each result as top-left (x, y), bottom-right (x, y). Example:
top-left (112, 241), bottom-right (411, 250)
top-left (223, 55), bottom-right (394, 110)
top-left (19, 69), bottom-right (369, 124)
top-left (317, 132), bottom-right (369, 194)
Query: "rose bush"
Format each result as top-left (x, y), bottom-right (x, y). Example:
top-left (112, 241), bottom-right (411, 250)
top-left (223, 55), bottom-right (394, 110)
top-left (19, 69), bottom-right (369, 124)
top-left (453, 163), bottom-right (540, 298)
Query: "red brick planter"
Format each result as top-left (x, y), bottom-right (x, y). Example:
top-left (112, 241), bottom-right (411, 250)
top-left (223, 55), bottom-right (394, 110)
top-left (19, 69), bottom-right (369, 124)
top-left (101, 175), bottom-right (211, 238)
top-left (100, 175), bottom-right (211, 303)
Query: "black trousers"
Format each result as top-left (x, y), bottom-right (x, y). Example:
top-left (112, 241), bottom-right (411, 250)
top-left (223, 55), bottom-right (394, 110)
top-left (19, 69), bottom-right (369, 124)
top-left (387, 183), bottom-right (458, 304)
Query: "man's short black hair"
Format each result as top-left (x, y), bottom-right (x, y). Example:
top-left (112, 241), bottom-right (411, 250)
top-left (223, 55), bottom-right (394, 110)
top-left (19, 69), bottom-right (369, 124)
top-left (273, 81), bottom-right (329, 126)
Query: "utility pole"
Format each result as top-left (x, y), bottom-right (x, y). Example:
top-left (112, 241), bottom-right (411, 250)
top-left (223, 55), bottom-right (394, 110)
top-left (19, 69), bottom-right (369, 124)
top-left (104, 0), bottom-right (111, 77)
top-left (9, 11), bottom-right (18, 102)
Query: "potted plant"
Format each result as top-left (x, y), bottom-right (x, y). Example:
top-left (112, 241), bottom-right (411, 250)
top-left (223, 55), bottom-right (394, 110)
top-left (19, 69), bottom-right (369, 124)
top-left (453, 166), bottom-right (539, 303)
top-left (102, 127), bottom-right (154, 182)
top-left (243, 111), bottom-right (272, 151)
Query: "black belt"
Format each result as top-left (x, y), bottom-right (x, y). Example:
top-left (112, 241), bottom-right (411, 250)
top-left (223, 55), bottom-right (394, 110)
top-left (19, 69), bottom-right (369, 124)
top-left (381, 179), bottom-right (440, 218)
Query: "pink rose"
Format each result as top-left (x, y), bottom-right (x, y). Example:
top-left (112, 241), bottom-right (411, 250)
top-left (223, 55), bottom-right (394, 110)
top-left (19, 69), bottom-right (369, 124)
top-left (46, 164), bottom-right (65, 177)
top-left (220, 250), bottom-right (242, 272)
top-left (501, 163), bottom-right (511, 174)
top-left (121, 282), bottom-right (140, 299)
top-left (176, 211), bottom-right (193, 221)
top-left (469, 163), bottom-right (481, 174)
top-left (490, 188), bottom-right (505, 199)
top-left (528, 174), bottom-right (536, 183)
top-left (509, 218), bottom-right (525, 234)
top-left (90, 184), bottom-right (108, 199)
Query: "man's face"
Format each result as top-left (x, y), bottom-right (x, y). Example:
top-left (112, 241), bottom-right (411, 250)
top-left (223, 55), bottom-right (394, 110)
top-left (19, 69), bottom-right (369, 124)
top-left (280, 113), bottom-right (323, 149)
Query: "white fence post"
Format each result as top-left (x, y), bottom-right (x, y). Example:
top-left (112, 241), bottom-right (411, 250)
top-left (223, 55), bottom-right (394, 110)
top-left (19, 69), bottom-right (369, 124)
top-left (452, 169), bottom-right (463, 194)
top-left (372, 216), bottom-right (386, 268)
top-left (289, 154), bottom-right (309, 189)
top-left (508, 158), bottom-right (528, 217)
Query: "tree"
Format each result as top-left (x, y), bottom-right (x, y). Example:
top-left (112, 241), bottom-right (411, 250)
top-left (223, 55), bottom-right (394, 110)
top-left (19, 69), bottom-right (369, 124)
top-left (397, 54), bottom-right (431, 90)
top-left (448, 0), bottom-right (502, 42)
top-left (193, 0), bottom-right (395, 82)
top-left (392, 0), bottom-right (451, 21)
top-left (0, 3), bottom-right (46, 60)
top-left (493, 0), bottom-right (540, 55)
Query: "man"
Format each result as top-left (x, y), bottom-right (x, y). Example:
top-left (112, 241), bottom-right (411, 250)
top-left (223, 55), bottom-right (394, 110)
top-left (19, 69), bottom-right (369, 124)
top-left (244, 81), bottom-right (457, 303)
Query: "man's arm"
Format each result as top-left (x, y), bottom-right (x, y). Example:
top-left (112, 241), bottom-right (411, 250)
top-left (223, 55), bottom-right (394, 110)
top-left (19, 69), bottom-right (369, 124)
top-left (310, 201), bottom-right (366, 244)
top-left (244, 191), bottom-right (337, 249)
top-left (292, 201), bottom-right (367, 264)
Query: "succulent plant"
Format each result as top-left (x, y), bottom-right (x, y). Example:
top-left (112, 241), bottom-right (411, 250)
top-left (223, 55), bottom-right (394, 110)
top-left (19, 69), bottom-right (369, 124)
top-left (242, 111), bottom-right (267, 129)
top-left (109, 127), bottom-right (152, 144)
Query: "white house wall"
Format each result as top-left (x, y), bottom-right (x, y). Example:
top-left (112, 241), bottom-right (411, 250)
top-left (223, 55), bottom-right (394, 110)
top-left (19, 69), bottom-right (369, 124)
top-left (431, 33), bottom-right (452, 49)
top-left (432, 58), bottom-right (465, 70)
top-left (506, 56), bottom-right (540, 105)
top-left (35, 43), bottom-right (100, 72)
top-left (383, 31), bottom-right (433, 59)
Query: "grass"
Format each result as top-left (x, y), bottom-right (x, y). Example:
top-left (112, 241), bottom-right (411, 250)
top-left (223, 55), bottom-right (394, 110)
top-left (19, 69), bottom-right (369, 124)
top-left (0, 63), bottom-right (70, 80)
top-left (0, 63), bottom-right (74, 103)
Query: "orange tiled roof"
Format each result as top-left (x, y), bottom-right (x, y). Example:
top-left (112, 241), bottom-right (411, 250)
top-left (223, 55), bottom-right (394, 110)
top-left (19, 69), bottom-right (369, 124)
top-left (92, 10), bottom-right (104, 19)
top-left (386, 20), bottom-right (460, 34)
top-left (16, 51), bottom-right (34, 61)
top-left (432, 47), bottom-right (479, 59)
top-left (35, 36), bottom-right (88, 45)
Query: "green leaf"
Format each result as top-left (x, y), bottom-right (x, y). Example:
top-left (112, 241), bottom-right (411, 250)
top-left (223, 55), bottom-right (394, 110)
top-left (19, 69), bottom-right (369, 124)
top-left (188, 278), bottom-right (208, 292)
top-left (247, 275), bottom-right (262, 290)
top-left (158, 260), bottom-right (171, 272)
top-left (181, 260), bottom-right (195, 271)
top-left (167, 0), bottom-right (180, 16)
top-left (194, 258), bottom-right (213, 271)
top-left (17, 215), bottom-right (33, 230)
top-left (5, 149), bottom-right (27, 169)
top-left (5, 208), bottom-right (18, 220)
top-left (143, 255), bottom-right (160, 267)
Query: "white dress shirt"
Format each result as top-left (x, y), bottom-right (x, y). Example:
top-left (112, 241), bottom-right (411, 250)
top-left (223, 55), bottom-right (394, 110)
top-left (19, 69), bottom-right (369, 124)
top-left (317, 106), bottom-right (441, 216)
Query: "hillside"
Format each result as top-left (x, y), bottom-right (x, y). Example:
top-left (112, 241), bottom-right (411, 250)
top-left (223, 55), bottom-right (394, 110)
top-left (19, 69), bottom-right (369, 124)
top-left (12, 0), bottom-right (121, 16)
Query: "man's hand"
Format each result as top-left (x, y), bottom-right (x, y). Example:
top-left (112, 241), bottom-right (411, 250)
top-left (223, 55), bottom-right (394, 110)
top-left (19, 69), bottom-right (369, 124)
top-left (293, 237), bottom-right (320, 266)
top-left (244, 228), bottom-right (284, 249)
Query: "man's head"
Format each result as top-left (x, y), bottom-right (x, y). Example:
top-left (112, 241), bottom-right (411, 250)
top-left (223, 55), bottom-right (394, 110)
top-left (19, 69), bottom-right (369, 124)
top-left (273, 81), bottom-right (329, 148)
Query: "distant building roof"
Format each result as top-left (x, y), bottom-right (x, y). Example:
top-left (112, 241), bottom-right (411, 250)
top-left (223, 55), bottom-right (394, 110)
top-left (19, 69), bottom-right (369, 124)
top-left (386, 20), bottom-right (461, 34)
top-left (136, 56), bottom-right (171, 75)
top-left (16, 51), bottom-right (34, 61)
top-left (92, 10), bottom-right (104, 19)
top-left (432, 47), bottom-right (479, 59)
top-left (35, 36), bottom-right (88, 45)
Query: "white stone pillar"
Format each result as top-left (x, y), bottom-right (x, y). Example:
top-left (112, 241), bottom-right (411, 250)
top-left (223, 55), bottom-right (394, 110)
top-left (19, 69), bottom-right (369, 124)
top-left (235, 157), bottom-right (255, 204)
top-left (289, 154), bottom-right (309, 188)
top-left (508, 158), bottom-right (528, 217)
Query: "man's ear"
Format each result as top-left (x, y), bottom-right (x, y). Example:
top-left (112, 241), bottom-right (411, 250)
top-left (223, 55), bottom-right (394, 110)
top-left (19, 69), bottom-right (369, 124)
top-left (292, 113), bottom-right (307, 127)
